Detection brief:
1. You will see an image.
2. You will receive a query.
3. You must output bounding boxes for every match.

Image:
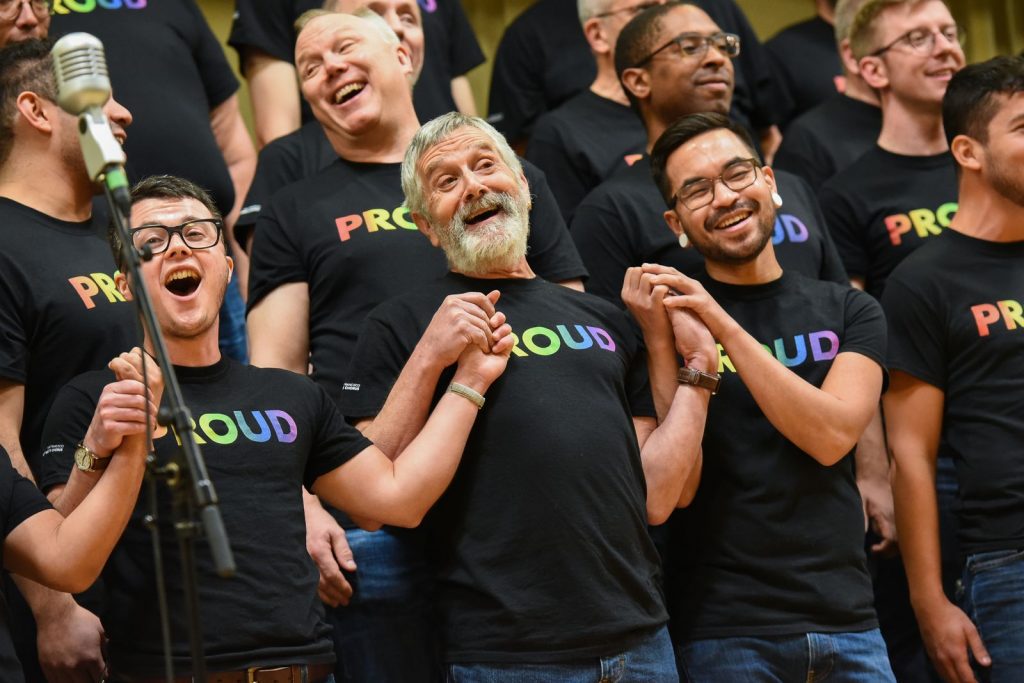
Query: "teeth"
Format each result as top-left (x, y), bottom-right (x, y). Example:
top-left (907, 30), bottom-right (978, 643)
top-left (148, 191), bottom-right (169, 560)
top-left (334, 82), bottom-right (365, 104)
top-left (165, 269), bottom-right (199, 285)
top-left (718, 211), bottom-right (751, 229)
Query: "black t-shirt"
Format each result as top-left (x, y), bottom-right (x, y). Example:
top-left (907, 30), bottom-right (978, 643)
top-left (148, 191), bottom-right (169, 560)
top-left (228, 0), bottom-right (483, 126)
top-left (525, 90), bottom-right (647, 224)
top-left (774, 94), bottom-right (882, 194)
top-left (37, 358), bottom-right (370, 677)
top-left (52, 2), bottom-right (240, 217)
top-left (339, 273), bottom-right (665, 662)
top-left (488, 0), bottom-right (782, 142)
top-left (0, 449), bottom-right (53, 683)
top-left (235, 121), bottom-right (338, 243)
top-left (883, 230), bottom-right (1024, 556)
top-left (766, 16), bottom-right (842, 127)
top-left (247, 157), bottom-right (587, 401)
top-left (0, 198), bottom-right (137, 475)
top-left (667, 271), bottom-right (883, 639)
top-left (820, 147), bottom-right (958, 299)
top-left (570, 157), bottom-right (848, 305)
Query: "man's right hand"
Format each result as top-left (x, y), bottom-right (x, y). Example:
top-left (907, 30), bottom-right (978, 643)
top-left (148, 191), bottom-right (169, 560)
top-left (416, 291), bottom-right (503, 369)
top-left (304, 494), bottom-right (355, 607)
top-left (80, 377), bottom-right (156, 457)
top-left (36, 599), bottom-right (106, 683)
top-left (917, 597), bottom-right (990, 683)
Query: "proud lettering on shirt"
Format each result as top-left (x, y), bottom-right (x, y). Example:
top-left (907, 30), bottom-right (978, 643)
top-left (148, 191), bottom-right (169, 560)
top-left (52, 0), bottom-right (146, 13)
top-left (884, 203), bottom-right (957, 246)
top-left (773, 213), bottom-right (810, 245)
top-left (970, 299), bottom-right (1024, 337)
top-left (717, 330), bottom-right (839, 373)
top-left (509, 324), bottom-right (616, 358)
top-left (68, 272), bottom-right (130, 309)
top-left (335, 205), bottom-right (418, 242)
top-left (169, 410), bottom-right (298, 446)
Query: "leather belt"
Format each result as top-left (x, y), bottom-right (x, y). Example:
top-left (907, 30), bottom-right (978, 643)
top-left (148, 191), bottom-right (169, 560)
top-left (122, 661), bottom-right (333, 683)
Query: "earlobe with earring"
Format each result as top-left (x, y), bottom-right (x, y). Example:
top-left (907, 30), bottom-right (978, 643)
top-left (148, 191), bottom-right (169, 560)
top-left (678, 232), bottom-right (689, 248)
top-left (771, 191), bottom-right (784, 208)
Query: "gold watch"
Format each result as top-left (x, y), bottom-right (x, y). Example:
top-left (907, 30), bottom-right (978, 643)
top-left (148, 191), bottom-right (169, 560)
top-left (74, 442), bottom-right (110, 472)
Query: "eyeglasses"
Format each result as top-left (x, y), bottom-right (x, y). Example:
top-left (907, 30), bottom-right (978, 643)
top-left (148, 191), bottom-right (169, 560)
top-left (593, 1), bottom-right (662, 20)
top-left (673, 158), bottom-right (759, 210)
top-left (130, 219), bottom-right (223, 255)
top-left (0, 0), bottom-right (49, 20)
top-left (633, 31), bottom-right (740, 67)
top-left (870, 24), bottom-right (964, 57)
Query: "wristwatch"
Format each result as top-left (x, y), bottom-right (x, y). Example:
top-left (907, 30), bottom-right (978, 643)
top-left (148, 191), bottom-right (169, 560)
top-left (677, 366), bottom-right (721, 394)
top-left (74, 442), bottom-right (110, 472)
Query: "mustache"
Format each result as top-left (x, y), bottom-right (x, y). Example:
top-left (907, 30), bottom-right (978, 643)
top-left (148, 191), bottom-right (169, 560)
top-left (454, 192), bottom-right (519, 225)
top-left (704, 198), bottom-right (759, 231)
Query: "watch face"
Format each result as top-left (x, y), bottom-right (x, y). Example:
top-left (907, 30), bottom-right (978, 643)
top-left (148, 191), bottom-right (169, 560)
top-left (75, 445), bottom-right (93, 470)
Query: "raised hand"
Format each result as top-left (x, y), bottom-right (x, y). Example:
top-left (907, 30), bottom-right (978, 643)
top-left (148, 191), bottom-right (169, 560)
top-left (454, 312), bottom-right (513, 390)
top-left (416, 291), bottom-right (504, 370)
top-left (622, 266), bottom-right (673, 348)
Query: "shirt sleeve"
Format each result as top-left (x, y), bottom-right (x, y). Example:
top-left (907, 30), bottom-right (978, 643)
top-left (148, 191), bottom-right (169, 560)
top-left (819, 182), bottom-right (869, 281)
top-left (234, 136), bottom-right (306, 245)
top-left (839, 288), bottom-right (888, 377)
top-left (487, 22), bottom-right (546, 143)
top-left (37, 377), bottom-right (106, 494)
top-left (881, 276), bottom-right (946, 390)
top-left (570, 198), bottom-right (639, 306)
top-left (1, 452), bottom-right (52, 538)
top-left (227, 0), bottom-right (298, 67)
top-left (247, 196), bottom-right (308, 311)
top-left (521, 160), bottom-right (589, 283)
top-left (785, 172), bottom-right (849, 285)
top-left (304, 381), bottom-right (374, 489)
top-left (441, 0), bottom-right (485, 76)
top-left (0, 263), bottom-right (28, 384)
top-left (337, 310), bottom-right (417, 421)
top-left (185, 0), bottom-right (240, 109)
top-left (525, 115), bottom-right (590, 224)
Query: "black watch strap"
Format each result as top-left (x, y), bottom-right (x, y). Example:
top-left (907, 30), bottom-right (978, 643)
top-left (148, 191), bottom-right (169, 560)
top-left (677, 366), bottom-right (721, 394)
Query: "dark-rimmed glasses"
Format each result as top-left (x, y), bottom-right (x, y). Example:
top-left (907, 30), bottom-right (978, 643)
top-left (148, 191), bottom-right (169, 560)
top-left (869, 24), bottom-right (963, 57)
top-left (0, 0), bottom-right (49, 20)
top-left (673, 158), bottom-right (759, 211)
top-left (633, 31), bottom-right (740, 67)
top-left (130, 219), bottom-right (223, 255)
top-left (593, 1), bottom-right (662, 20)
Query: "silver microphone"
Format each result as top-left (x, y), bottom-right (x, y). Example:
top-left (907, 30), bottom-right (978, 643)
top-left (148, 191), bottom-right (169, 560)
top-left (50, 33), bottom-right (130, 209)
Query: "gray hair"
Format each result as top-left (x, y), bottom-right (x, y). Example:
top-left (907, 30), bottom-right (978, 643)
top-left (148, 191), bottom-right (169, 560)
top-left (401, 112), bottom-right (524, 219)
top-left (578, 0), bottom-right (613, 24)
top-left (295, 7), bottom-right (400, 46)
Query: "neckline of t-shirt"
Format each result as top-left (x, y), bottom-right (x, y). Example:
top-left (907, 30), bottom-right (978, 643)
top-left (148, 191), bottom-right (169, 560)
top-left (871, 145), bottom-right (953, 169)
top-left (940, 228), bottom-right (1024, 256)
top-left (702, 270), bottom-right (789, 301)
top-left (444, 271), bottom-right (546, 290)
top-left (171, 355), bottom-right (233, 384)
top-left (0, 196), bottom-right (96, 234)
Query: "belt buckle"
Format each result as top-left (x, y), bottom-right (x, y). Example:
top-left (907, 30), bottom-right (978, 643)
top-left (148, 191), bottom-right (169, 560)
top-left (245, 665), bottom-right (302, 683)
top-left (246, 667), bottom-right (259, 683)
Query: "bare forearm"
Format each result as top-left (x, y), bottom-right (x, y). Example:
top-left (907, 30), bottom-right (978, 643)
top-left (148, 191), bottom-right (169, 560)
top-left (244, 52), bottom-right (301, 147)
top-left (644, 338), bottom-right (681, 424)
top-left (717, 319), bottom-right (872, 464)
top-left (361, 345), bottom-right (446, 456)
top-left (855, 407), bottom-right (888, 483)
top-left (640, 385), bottom-right (709, 524)
top-left (892, 452), bottom-right (945, 610)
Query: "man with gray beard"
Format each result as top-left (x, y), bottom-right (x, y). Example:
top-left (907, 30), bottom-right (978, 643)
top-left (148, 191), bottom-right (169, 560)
top-left (338, 112), bottom-right (718, 680)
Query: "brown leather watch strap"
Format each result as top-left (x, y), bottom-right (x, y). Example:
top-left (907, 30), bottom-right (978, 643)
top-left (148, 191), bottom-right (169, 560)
top-left (677, 366), bottom-right (721, 394)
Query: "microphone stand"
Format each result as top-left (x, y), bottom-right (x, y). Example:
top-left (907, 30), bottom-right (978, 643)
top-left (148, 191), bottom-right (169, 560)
top-left (102, 178), bottom-right (236, 683)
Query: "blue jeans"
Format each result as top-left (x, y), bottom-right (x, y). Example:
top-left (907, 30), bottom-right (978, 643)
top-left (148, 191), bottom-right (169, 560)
top-left (217, 275), bottom-right (248, 363)
top-left (960, 548), bottom-right (1024, 682)
top-left (445, 626), bottom-right (678, 682)
top-left (327, 526), bottom-right (440, 682)
top-left (675, 629), bottom-right (895, 682)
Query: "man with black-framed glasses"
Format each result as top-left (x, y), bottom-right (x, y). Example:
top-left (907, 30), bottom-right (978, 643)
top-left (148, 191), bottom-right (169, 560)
top-left (38, 173), bottom-right (512, 683)
top-left (571, 1), bottom-right (848, 307)
top-left (0, 0), bottom-right (48, 46)
top-left (646, 111), bottom-right (896, 681)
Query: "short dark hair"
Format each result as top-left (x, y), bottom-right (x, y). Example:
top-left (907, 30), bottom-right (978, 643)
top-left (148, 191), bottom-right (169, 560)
top-left (650, 111), bottom-right (761, 206)
top-left (0, 38), bottom-right (56, 168)
top-left (109, 175), bottom-right (222, 272)
top-left (943, 55), bottom-right (1024, 147)
top-left (615, 2), bottom-right (692, 110)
